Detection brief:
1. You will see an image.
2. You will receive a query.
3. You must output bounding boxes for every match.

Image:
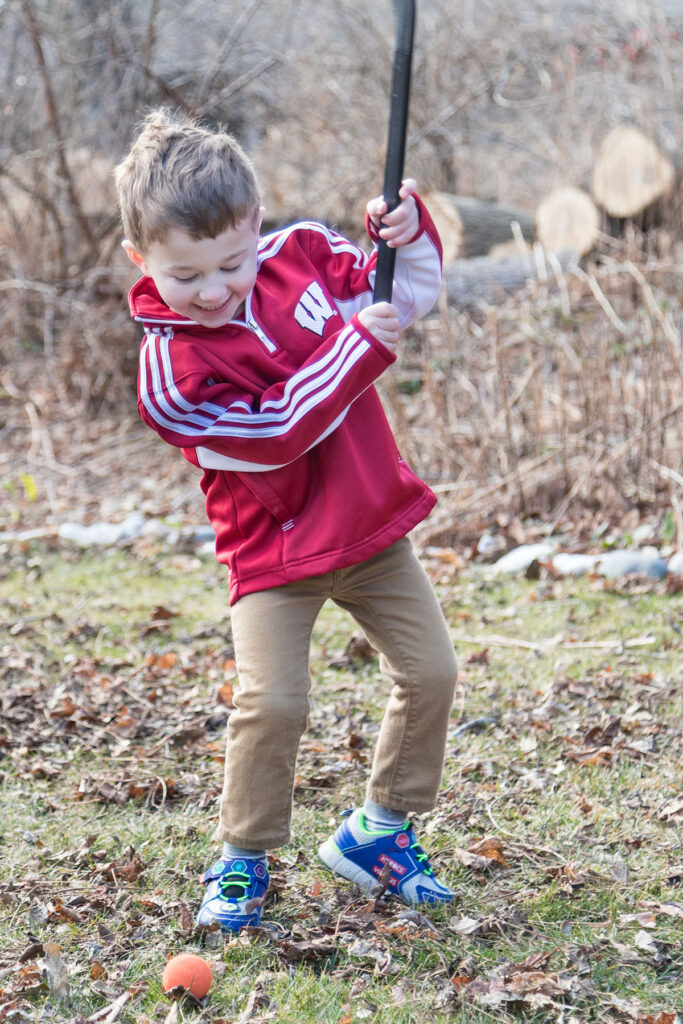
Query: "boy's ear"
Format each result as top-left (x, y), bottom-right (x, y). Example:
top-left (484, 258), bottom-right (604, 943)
top-left (121, 240), bottom-right (147, 271)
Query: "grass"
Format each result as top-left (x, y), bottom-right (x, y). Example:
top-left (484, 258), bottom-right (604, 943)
top-left (0, 537), bottom-right (681, 1023)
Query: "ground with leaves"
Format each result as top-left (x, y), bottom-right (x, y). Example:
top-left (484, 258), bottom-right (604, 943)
top-left (0, 531), bottom-right (681, 1024)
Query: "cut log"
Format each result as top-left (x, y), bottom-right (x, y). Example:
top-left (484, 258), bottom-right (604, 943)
top-left (592, 126), bottom-right (675, 219)
top-left (422, 190), bottom-right (464, 263)
top-left (536, 187), bottom-right (600, 257)
top-left (444, 248), bottom-right (575, 310)
top-left (424, 192), bottom-right (535, 259)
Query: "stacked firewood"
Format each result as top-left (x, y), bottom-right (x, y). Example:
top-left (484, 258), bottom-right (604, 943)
top-left (424, 126), bottom-right (681, 309)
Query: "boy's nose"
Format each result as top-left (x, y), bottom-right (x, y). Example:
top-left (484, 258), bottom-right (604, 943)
top-left (198, 277), bottom-right (227, 301)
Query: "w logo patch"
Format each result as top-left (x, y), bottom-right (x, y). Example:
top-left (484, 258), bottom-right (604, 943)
top-left (295, 281), bottom-right (337, 336)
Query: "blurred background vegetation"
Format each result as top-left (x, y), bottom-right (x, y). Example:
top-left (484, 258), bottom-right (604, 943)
top-left (1, 0), bottom-right (681, 543)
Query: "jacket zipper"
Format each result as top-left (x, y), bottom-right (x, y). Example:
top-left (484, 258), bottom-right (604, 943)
top-left (247, 317), bottom-right (278, 354)
top-left (137, 313), bottom-right (278, 354)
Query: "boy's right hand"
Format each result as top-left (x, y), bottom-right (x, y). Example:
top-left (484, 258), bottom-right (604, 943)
top-left (357, 302), bottom-right (400, 353)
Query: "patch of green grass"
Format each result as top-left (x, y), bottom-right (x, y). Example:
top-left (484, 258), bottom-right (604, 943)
top-left (0, 541), bottom-right (681, 1022)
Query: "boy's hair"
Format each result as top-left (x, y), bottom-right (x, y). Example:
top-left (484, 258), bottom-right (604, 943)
top-left (114, 108), bottom-right (261, 253)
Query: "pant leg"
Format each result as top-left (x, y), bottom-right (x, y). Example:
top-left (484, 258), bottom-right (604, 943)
top-left (331, 538), bottom-right (458, 814)
top-left (218, 578), bottom-right (328, 849)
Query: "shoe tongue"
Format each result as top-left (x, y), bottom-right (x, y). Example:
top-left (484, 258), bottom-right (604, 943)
top-left (221, 868), bottom-right (248, 898)
top-left (221, 883), bottom-right (245, 897)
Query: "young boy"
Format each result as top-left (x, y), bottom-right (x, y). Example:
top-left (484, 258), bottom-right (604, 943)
top-left (115, 109), bottom-right (458, 933)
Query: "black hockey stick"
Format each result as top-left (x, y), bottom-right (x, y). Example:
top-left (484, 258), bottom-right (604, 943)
top-left (373, 0), bottom-right (416, 303)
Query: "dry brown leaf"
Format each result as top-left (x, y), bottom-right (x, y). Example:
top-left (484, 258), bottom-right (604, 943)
top-left (451, 915), bottom-right (483, 935)
top-left (653, 901), bottom-right (683, 918)
top-left (90, 961), bottom-right (107, 981)
top-left (217, 682), bottom-right (235, 707)
top-left (634, 929), bottom-right (660, 955)
top-left (178, 902), bottom-right (194, 934)
top-left (451, 974), bottom-right (477, 991)
top-left (145, 651), bottom-right (178, 670)
top-left (454, 847), bottom-right (494, 871)
top-left (100, 848), bottom-right (146, 884)
top-left (466, 648), bottom-right (489, 665)
top-left (468, 836), bottom-right (509, 866)
top-left (41, 942), bottom-right (69, 1002)
top-left (113, 705), bottom-right (140, 737)
top-left (658, 796), bottom-right (683, 820)
top-left (620, 911), bottom-right (656, 928)
top-left (150, 605), bottom-right (178, 620)
top-left (564, 745), bottom-right (616, 766)
top-left (504, 950), bottom-right (555, 976)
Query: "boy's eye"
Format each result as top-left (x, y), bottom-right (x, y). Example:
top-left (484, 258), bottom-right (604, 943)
top-left (173, 274), bottom-right (197, 283)
top-left (221, 264), bottom-right (240, 273)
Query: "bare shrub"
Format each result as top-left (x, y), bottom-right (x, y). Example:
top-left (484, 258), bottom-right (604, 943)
top-left (0, 0), bottom-right (298, 408)
top-left (386, 235), bottom-right (683, 542)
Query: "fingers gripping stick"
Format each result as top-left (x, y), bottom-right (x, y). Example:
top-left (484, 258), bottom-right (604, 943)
top-left (373, 0), bottom-right (416, 303)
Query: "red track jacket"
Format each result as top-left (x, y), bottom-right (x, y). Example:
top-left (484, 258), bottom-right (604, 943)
top-left (129, 196), bottom-right (442, 603)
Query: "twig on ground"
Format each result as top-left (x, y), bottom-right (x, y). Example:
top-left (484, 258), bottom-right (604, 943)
top-left (87, 990), bottom-right (132, 1023)
top-left (485, 804), bottom-right (569, 865)
top-left (452, 632), bottom-right (658, 654)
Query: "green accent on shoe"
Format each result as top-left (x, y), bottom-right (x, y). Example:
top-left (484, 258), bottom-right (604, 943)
top-left (357, 811), bottom-right (409, 836)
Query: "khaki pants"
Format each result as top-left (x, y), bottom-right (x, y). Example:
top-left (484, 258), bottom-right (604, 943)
top-left (219, 537), bottom-right (458, 849)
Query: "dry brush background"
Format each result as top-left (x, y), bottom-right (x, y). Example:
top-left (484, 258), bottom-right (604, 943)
top-left (0, 0), bottom-right (682, 545)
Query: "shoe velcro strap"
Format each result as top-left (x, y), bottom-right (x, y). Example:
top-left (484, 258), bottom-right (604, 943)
top-left (201, 859), bottom-right (227, 884)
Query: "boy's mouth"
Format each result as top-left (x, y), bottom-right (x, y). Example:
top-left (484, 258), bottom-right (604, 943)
top-left (195, 298), bottom-right (230, 314)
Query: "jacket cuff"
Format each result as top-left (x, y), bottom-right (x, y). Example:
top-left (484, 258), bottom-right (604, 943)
top-left (350, 312), bottom-right (398, 364)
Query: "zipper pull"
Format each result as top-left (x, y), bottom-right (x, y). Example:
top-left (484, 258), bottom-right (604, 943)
top-left (248, 318), bottom-right (277, 354)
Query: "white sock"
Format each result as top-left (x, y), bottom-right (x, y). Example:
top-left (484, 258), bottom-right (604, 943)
top-left (222, 842), bottom-right (267, 862)
top-left (362, 799), bottom-right (408, 832)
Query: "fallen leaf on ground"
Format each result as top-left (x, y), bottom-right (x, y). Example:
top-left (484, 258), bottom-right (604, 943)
top-left (620, 911), bottom-right (656, 927)
top-left (564, 745), bottom-right (616, 766)
top-left (217, 681), bottom-right (234, 707)
top-left (41, 942), bottom-right (69, 1002)
top-left (454, 847), bottom-right (495, 870)
top-left (468, 836), bottom-right (509, 865)
top-left (658, 796), bottom-right (683, 820)
top-left (633, 930), bottom-right (661, 955)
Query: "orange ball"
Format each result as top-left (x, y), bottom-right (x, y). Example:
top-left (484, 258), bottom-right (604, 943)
top-left (162, 952), bottom-right (212, 999)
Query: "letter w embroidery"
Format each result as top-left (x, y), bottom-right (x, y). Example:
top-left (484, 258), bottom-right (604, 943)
top-left (295, 281), bottom-right (337, 336)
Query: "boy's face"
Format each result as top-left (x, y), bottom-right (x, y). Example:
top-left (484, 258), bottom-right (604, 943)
top-left (125, 211), bottom-right (262, 328)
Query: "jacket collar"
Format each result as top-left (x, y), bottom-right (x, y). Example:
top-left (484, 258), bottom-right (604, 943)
top-left (127, 275), bottom-right (197, 326)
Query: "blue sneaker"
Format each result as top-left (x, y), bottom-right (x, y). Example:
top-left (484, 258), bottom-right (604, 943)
top-left (195, 856), bottom-right (269, 933)
top-left (318, 810), bottom-right (454, 905)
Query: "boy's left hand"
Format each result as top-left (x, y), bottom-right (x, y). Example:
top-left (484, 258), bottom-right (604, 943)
top-left (367, 178), bottom-right (419, 248)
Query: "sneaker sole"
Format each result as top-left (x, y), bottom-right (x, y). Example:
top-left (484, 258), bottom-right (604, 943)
top-left (318, 839), bottom-right (378, 896)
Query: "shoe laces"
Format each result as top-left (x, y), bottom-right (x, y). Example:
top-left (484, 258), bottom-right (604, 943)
top-left (220, 869), bottom-right (252, 899)
top-left (410, 840), bottom-right (434, 876)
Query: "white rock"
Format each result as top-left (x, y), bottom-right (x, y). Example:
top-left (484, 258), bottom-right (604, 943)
top-left (58, 512), bottom-right (145, 547)
top-left (550, 552), bottom-right (599, 576)
top-left (476, 532), bottom-right (507, 558)
top-left (117, 512), bottom-right (145, 539)
top-left (492, 542), bottom-right (556, 573)
top-left (667, 550), bottom-right (683, 575)
top-left (140, 518), bottom-right (172, 537)
top-left (596, 549), bottom-right (668, 579)
top-left (632, 523), bottom-right (656, 544)
top-left (182, 524), bottom-right (216, 543)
